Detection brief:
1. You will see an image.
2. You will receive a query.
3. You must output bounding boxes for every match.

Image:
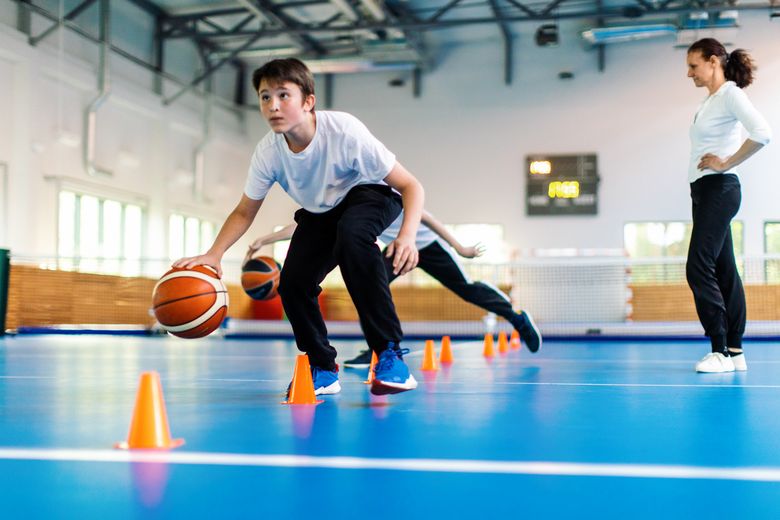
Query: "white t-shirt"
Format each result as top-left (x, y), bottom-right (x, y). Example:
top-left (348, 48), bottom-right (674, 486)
top-left (379, 212), bottom-right (439, 250)
top-left (244, 111), bottom-right (397, 213)
top-left (689, 81), bottom-right (772, 183)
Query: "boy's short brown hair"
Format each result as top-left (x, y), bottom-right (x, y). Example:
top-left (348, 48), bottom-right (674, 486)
top-left (251, 58), bottom-right (316, 101)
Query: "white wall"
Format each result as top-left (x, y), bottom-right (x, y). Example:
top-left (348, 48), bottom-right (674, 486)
top-left (0, 15), bottom-right (298, 261)
top-left (330, 14), bottom-right (780, 256)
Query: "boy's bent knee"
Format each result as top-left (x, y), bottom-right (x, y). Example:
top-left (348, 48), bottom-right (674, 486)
top-left (278, 269), bottom-right (304, 298)
top-left (334, 226), bottom-right (375, 257)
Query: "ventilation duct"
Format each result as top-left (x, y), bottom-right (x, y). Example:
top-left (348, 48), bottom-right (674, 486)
top-left (303, 40), bottom-right (425, 73)
top-left (83, 0), bottom-right (112, 177)
top-left (303, 59), bottom-right (418, 74)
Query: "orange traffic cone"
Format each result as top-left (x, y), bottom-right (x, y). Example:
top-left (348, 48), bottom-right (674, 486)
top-left (363, 351), bottom-right (378, 384)
top-left (510, 330), bottom-right (521, 350)
top-left (283, 354), bottom-right (323, 405)
top-left (421, 339), bottom-right (438, 371)
top-left (483, 333), bottom-right (495, 358)
top-left (115, 371), bottom-right (184, 450)
top-left (440, 335), bottom-right (454, 365)
top-left (498, 331), bottom-right (509, 354)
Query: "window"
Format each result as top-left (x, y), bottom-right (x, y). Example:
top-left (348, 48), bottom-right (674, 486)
top-left (625, 222), bottom-right (690, 259)
top-left (764, 222), bottom-right (780, 283)
top-left (58, 190), bottom-right (145, 275)
top-left (624, 221), bottom-right (743, 258)
top-left (271, 225), bottom-right (291, 265)
top-left (168, 214), bottom-right (216, 261)
top-left (624, 221), bottom-right (743, 283)
top-left (446, 224), bottom-right (509, 264)
top-left (377, 223), bottom-right (508, 287)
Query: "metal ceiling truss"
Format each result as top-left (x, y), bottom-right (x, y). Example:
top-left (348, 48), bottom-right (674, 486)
top-left (153, 1), bottom-right (436, 100)
top-left (488, 0), bottom-right (514, 85)
top-left (13, 0), bottom-right (778, 107)
top-left (371, 0), bottom-right (429, 97)
top-left (156, 1), bottom-right (775, 39)
top-left (595, 0), bottom-right (606, 72)
top-left (152, 0), bottom-right (774, 89)
top-left (26, 0), bottom-right (96, 46)
top-left (14, 0), bottom-right (248, 110)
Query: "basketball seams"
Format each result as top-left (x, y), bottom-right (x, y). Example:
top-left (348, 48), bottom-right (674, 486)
top-left (153, 269), bottom-right (226, 295)
top-left (160, 291), bottom-right (228, 333)
top-left (153, 291), bottom-right (222, 310)
top-left (152, 267), bottom-right (230, 338)
top-left (241, 256), bottom-right (281, 301)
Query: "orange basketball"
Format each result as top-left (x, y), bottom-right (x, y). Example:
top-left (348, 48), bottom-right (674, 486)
top-left (241, 256), bottom-right (281, 300)
top-left (152, 266), bottom-right (229, 339)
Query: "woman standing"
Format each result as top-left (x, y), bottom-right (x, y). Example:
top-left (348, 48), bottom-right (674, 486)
top-left (685, 38), bottom-right (772, 373)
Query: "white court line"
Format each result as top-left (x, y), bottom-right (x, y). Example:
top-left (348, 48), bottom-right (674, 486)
top-left (201, 379), bottom-right (780, 389)
top-left (2, 376), bottom-right (777, 389)
top-left (515, 359), bottom-right (780, 365)
top-left (202, 378), bottom-right (279, 383)
top-left (0, 376), bottom-right (54, 379)
top-left (0, 353), bottom-right (297, 361)
top-left (1, 448), bottom-right (780, 482)
top-left (498, 382), bottom-right (780, 389)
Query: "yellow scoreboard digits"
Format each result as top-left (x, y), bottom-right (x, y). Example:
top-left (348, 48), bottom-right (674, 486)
top-left (525, 154), bottom-right (599, 216)
top-left (547, 181), bottom-right (580, 199)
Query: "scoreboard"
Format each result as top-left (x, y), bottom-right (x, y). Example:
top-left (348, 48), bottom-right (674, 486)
top-left (525, 154), bottom-right (599, 216)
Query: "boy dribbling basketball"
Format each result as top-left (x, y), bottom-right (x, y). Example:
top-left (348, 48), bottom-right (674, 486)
top-left (174, 58), bottom-right (424, 396)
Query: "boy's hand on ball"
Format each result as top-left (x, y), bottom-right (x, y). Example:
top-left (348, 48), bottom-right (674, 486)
top-left (172, 253), bottom-right (223, 278)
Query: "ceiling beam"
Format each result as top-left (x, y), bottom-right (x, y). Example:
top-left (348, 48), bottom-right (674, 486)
top-left (539, 0), bottom-right (568, 18)
top-left (329, 0), bottom-right (362, 21)
top-left (239, 0), bottom-right (328, 55)
top-left (381, 0), bottom-right (429, 68)
top-left (164, 30), bottom-right (267, 106)
top-left (126, 0), bottom-right (166, 17)
top-left (428, 0), bottom-right (464, 22)
top-left (160, 2), bottom-right (775, 39)
top-left (488, 0), bottom-right (513, 85)
top-left (502, 0), bottom-right (539, 18)
top-left (29, 0), bottom-right (96, 46)
top-left (358, 0), bottom-right (386, 20)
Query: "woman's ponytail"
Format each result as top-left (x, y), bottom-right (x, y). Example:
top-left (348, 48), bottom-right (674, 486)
top-left (724, 48), bottom-right (755, 88)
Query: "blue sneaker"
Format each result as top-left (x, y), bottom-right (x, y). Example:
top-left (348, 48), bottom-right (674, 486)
top-left (370, 343), bottom-right (418, 396)
top-left (312, 365), bottom-right (341, 395)
top-left (286, 365), bottom-right (341, 399)
top-left (510, 311), bottom-right (542, 353)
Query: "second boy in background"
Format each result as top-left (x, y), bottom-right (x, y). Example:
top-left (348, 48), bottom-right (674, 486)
top-left (247, 210), bottom-right (543, 368)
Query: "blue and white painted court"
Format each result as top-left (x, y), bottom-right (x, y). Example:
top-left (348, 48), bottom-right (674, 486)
top-left (1, 335), bottom-right (779, 518)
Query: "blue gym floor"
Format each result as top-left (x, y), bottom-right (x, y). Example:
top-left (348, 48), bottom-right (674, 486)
top-left (1, 334), bottom-right (780, 519)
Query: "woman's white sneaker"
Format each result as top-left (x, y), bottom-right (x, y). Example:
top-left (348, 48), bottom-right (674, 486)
top-left (695, 352), bottom-right (735, 373)
top-left (731, 353), bottom-right (747, 372)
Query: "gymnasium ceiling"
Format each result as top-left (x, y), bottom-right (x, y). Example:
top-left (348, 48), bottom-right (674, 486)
top-left (14, 0), bottom-right (779, 104)
top-left (124, 0), bottom-right (778, 69)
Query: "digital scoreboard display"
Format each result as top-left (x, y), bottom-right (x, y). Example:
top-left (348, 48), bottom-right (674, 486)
top-left (525, 154), bottom-right (599, 216)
